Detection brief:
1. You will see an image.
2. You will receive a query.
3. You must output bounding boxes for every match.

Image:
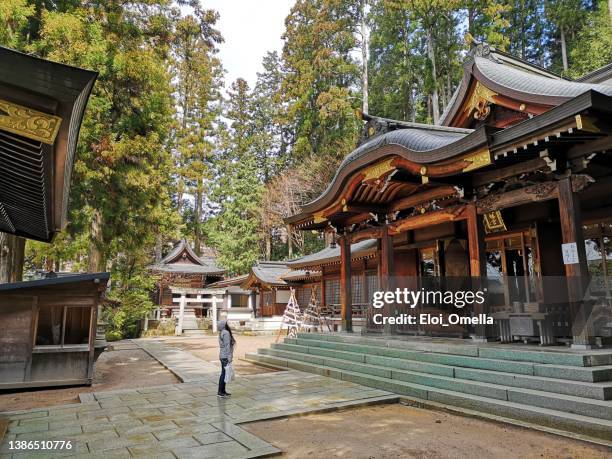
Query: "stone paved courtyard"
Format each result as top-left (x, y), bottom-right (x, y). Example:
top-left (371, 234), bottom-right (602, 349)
top-left (0, 340), bottom-right (397, 458)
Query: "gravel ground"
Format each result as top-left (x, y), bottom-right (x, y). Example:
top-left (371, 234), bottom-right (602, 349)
top-left (0, 341), bottom-right (178, 412)
top-left (245, 404), bottom-right (611, 459)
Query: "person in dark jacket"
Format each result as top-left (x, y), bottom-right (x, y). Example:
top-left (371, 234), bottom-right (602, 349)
top-left (218, 320), bottom-right (235, 397)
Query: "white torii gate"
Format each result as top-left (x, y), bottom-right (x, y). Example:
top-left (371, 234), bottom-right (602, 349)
top-left (170, 287), bottom-right (225, 335)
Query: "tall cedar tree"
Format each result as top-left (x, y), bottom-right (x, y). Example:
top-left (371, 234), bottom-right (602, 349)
top-left (208, 79), bottom-right (263, 275)
top-left (172, 7), bottom-right (224, 255)
top-left (281, 0), bottom-right (362, 187)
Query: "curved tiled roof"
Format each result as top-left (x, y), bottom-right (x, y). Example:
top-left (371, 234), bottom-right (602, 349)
top-left (292, 124), bottom-right (488, 218)
top-left (476, 57), bottom-right (612, 99)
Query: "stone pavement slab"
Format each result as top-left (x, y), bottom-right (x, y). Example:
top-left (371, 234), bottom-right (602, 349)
top-left (131, 339), bottom-right (219, 383)
top-left (1, 340), bottom-right (397, 458)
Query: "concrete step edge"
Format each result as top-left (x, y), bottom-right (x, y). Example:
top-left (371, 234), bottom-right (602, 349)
top-left (296, 333), bottom-right (612, 367)
top-left (287, 337), bottom-right (612, 382)
top-left (259, 349), bottom-right (612, 421)
top-left (274, 342), bottom-right (612, 398)
top-left (246, 353), bottom-right (612, 440)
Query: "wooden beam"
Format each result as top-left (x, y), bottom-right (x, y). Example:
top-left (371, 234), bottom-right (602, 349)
top-left (388, 205), bottom-right (465, 234)
top-left (478, 182), bottom-right (558, 213)
top-left (350, 227), bottom-right (383, 244)
top-left (477, 175), bottom-right (593, 214)
top-left (566, 136), bottom-right (612, 159)
top-left (472, 157), bottom-right (551, 187)
top-left (339, 234), bottom-right (352, 332)
top-left (388, 185), bottom-right (459, 213)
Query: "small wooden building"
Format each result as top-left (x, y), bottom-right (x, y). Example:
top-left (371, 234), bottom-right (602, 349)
top-left (0, 273), bottom-right (109, 389)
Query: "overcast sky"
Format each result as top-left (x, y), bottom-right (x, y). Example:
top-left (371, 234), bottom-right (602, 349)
top-left (198, 1), bottom-right (294, 89)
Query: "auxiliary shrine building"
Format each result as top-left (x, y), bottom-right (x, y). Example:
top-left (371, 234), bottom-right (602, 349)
top-left (281, 44), bottom-right (612, 348)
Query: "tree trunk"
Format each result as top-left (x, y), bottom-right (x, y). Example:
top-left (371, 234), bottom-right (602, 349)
top-left (0, 233), bottom-right (25, 283)
top-left (560, 27), bottom-right (569, 72)
top-left (194, 184), bottom-right (203, 256)
top-left (426, 27), bottom-right (440, 124)
top-left (609, 0), bottom-right (612, 20)
top-left (265, 231), bottom-right (272, 261)
top-left (286, 224), bottom-right (293, 259)
top-left (154, 233), bottom-right (163, 262)
top-left (360, 0), bottom-right (369, 114)
top-left (88, 208), bottom-right (105, 273)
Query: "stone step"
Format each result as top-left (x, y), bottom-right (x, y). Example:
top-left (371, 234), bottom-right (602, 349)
top-left (273, 342), bottom-right (612, 400)
top-left (287, 337), bottom-right (612, 383)
top-left (297, 332), bottom-right (612, 367)
top-left (261, 347), bottom-right (612, 420)
top-left (245, 353), bottom-right (612, 441)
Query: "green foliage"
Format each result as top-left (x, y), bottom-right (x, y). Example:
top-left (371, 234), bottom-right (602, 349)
top-left (567, 1), bottom-right (612, 77)
top-left (208, 79), bottom-right (264, 275)
top-left (281, 0), bottom-right (362, 184)
top-left (0, 0), bottom-right (34, 49)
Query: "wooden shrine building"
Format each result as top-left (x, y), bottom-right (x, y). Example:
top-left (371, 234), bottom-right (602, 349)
top-left (149, 239), bottom-right (225, 330)
top-left (285, 44), bottom-right (612, 348)
top-left (0, 46), bottom-right (106, 388)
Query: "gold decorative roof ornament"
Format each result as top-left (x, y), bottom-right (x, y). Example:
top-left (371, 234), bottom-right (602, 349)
top-left (0, 98), bottom-right (62, 145)
top-left (464, 82), bottom-right (498, 121)
top-left (463, 148), bottom-right (492, 172)
top-left (362, 158), bottom-right (395, 182)
top-left (313, 211), bottom-right (327, 224)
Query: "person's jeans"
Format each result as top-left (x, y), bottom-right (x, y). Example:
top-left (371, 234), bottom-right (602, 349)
top-left (218, 358), bottom-right (228, 394)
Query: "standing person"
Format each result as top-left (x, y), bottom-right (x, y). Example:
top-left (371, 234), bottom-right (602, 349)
top-left (217, 320), bottom-right (235, 398)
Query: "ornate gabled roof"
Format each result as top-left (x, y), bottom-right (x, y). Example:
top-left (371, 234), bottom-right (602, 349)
top-left (440, 43), bottom-right (612, 127)
top-left (148, 239), bottom-right (225, 275)
top-left (0, 46), bottom-right (98, 242)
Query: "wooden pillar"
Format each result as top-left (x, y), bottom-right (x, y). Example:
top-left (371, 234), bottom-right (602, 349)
top-left (340, 233), bottom-right (353, 332)
top-left (466, 203), bottom-right (486, 277)
top-left (558, 177), bottom-right (592, 348)
top-left (380, 224), bottom-right (395, 334)
top-left (466, 202), bottom-right (488, 341)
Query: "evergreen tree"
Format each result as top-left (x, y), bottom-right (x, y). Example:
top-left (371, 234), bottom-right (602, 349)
top-left (567, 0), bottom-right (612, 77)
top-left (281, 0), bottom-right (362, 185)
top-left (208, 79), bottom-right (264, 274)
top-left (172, 7), bottom-right (224, 255)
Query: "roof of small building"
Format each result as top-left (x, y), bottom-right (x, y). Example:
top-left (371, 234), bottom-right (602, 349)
top-left (286, 239), bottom-right (378, 270)
top-left (0, 272), bottom-right (110, 292)
top-left (148, 239), bottom-right (225, 275)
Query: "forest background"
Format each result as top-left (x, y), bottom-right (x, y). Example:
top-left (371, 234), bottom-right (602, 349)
top-left (0, 0), bottom-right (610, 337)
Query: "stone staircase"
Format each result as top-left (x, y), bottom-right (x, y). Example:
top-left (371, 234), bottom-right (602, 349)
top-left (245, 332), bottom-right (612, 441)
top-left (180, 310), bottom-right (207, 336)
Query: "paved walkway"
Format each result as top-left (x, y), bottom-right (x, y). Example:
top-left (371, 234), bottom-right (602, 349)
top-left (133, 339), bottom-right (220, 383)
top-left (0, 340), bottom-right (397, 458)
